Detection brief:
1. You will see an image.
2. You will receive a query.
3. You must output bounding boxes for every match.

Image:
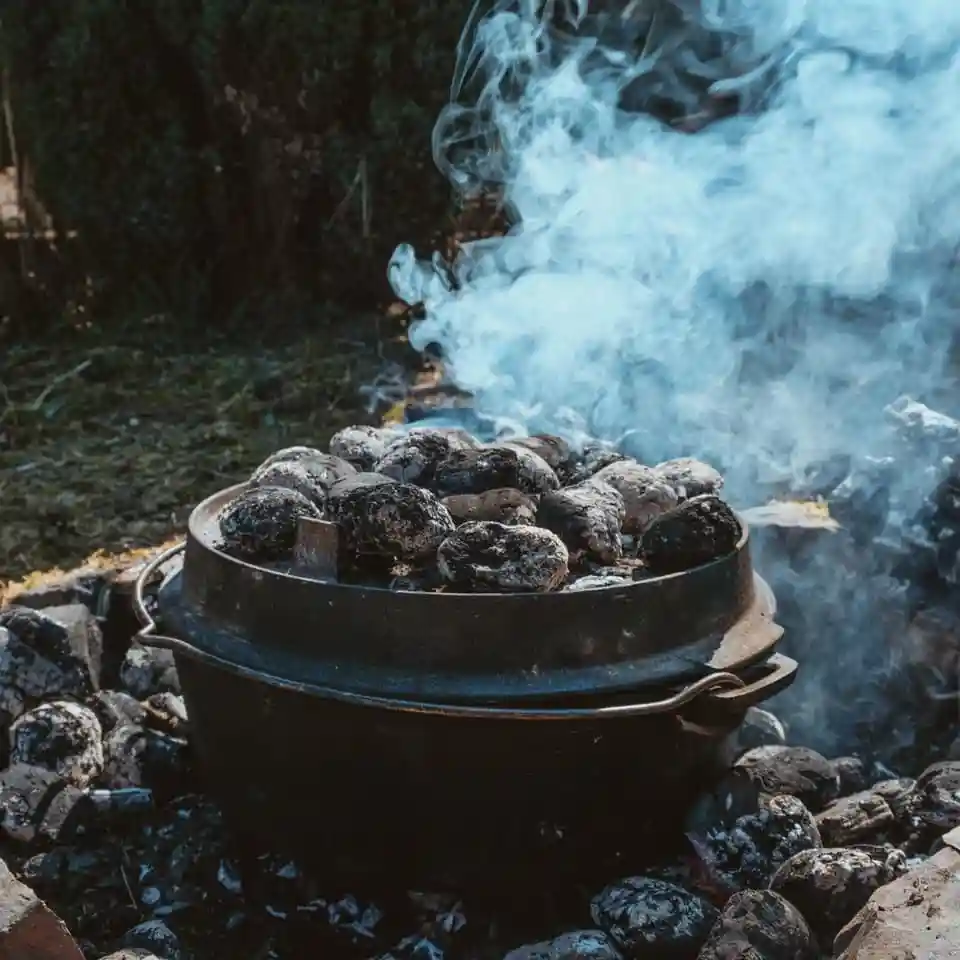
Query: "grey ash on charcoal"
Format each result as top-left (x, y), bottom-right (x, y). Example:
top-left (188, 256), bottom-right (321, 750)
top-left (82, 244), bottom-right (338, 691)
top-left (442, 488), bottom-right (539, 526)
top-left (327, 481), bottom-right (456, 565)
top-left (213, 425), bottom-right (739, 590)
top-left (537, 481), bottom-right (625, 565)
top-left (216, 485), bottom-right (322, 562)
top-left (640, 495), bottom-right (742, 576)
top-left (375, 430), bottom-right (472, 486)
top-left (433, 444), bottom-right (559, 496)
top-left (593, 461), bottom-right (679, 534)
top-left (437, 521), bottom-right (570, 592)
top-left (329, 425), bottom-right (402, 471)
top-left (653, 458), bottom-right (724, 500)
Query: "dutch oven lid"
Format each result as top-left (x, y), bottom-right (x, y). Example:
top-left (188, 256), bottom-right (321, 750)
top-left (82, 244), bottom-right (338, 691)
top-left (157, 484), bottom-right (784, 703)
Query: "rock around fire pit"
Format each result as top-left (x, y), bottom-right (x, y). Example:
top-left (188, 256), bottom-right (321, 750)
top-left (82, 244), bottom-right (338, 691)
top-left (0, 579), bottom-right (958, 959)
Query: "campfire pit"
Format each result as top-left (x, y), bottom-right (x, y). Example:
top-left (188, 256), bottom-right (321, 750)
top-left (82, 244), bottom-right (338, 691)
top-left (132, 480), bottom-right (796, 887)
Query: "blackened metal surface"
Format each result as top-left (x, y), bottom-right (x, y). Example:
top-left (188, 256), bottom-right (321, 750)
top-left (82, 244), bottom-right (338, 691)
top-left (175, 484), bottom-right (782, 699)
top-left (173, 650), bottom-right (743, 888)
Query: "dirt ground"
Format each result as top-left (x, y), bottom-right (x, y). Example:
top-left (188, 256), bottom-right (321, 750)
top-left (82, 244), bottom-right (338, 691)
top-left (0, 314), bottom-right (410, 591)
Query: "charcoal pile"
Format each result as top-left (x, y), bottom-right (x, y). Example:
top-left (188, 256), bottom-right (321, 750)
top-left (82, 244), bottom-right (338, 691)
top-left (213, 425), bottom-right (741, 592)
top-left (0, 576), bottom-right (959, 958)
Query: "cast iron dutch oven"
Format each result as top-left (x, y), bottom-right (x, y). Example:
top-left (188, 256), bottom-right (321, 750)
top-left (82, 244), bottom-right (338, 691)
top-left (133, 484), bottom-right (797, 887)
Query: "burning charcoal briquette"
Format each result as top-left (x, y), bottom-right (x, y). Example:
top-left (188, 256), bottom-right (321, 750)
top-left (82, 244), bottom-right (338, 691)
top-left (9, 700), bottom-right (104, 788)
top-left (769, 846), bottom-right (908, 945)
top-left (437, 522), bottom-right (569, 592)
top-left (537, 480), bottom-right (625, 565)
top-left (248, 459), bottom-right (327, 508)
top-left (697, 890), bottom-right (818, 960)
top-left (217, 485), bottom-right (321, 561)
top-left (562, 443), bottom-right (629, 485)
top-left (122, 919), bottom-right (183, 960)
top-left (590, 876), bottom-right (718, 959)
top-left (0, 604), bottom-right (99, 700)
top-left (641, 496), bottom-right (742, 575)
top-left (0, 763), bottom-right (93, 844)
top-left (502, 434), bottom-right (574, 473)
top-left (902, 760), bottom-right (960, 837)
top-left (120, 643), bottom-right (180, 698)
top-left (815, 790), bottom-right (896, 847)
top-left (433, 445), bottom-right (559, 496)
top-left (88, 689), bottom-right (148, 733)
top-left (832, 756), bottom-right (868, 796)
top-left (689, 794), bottom-right (822, 893)
top-left (329, 424), bottom-right (402, 470)
top-left (594, 461), bottom-right (680, 534)
top-left (504, 930), bottom-right (623, 960)
top-left (256, 445), bottom-right (324, 469)
top-left (375, 430), bottom-right (474, 486)
top-left (142, 691), bottom-right (189, 735)
top-left (654, 458), bottom-right (724, 499)
top-left (442, 487), bottom-right (539, 526)
top-left (102, 723), bottom-right (190, 797)
top-left (734, 746), bottom-right (841, 813)
top-left (329, 481), bottom-right (455, 563)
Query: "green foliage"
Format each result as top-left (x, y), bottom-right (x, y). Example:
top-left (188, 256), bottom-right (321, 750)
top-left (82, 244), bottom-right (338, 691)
top-left (0, 0), bottom-right (466, 322)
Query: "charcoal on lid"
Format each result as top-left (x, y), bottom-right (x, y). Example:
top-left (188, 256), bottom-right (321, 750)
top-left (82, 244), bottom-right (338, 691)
top-left (537, 480), bottom-right (625, 565)
top-left (590, 876), bottom-right (718, 959)
top-left (328, 481), bottom-right (455, 563)
top-left (641, 495), bottom-right (741, 575)
top-left (434, 445), bottom-right (559, 496)
top-left (375, 430), bottom-right (471, 486)
top-left (9, 700), bottom-right (104, 789)
top-left (405, 424), bottom-right (481, 446)
top-left (442, 488), bottom-right (538, 526)
top-left (502, 434), bottom-right (574, 473)
top-left (437, 521), bottom-right (569, 592)
top-left (255, 445), bottom-right (325, 469)
top-left (689, 794), bottom-right (822, 893)
top-left (253, 450), bottom-right (354, 489)
top-left (562, 445), bottom-right (629, 485)
top-left (734, 746), bottom-right (841, 813)
top-left (654, 458), bottom-right (724, 499)
top-left (328, 425), bottom-right (400, 471)
top-left (697, 889), bottom-right (818, 960)
top-left (248, 460), bottom-right (326, 509)
top-left (216, 485), bottom-right (322, 561)
top-left (769, 845), bottom-right (908, 945)
top-left (594, 461), bottom-right (679, 534)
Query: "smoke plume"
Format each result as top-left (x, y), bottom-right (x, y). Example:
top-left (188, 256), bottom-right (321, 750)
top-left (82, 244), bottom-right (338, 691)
top-left (388, 0), bottom-right (960, 765)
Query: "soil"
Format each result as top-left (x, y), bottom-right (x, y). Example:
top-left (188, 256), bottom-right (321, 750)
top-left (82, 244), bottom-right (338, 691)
top-left (0, 316), bottom-right (402, 592)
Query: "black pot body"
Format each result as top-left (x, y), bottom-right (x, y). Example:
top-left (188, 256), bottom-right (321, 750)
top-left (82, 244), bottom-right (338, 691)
top-left (173, 649), bottom-right (739, 888)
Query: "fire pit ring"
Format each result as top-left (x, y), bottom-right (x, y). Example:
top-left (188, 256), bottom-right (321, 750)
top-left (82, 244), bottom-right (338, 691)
top-left (129, 486), bottom-right (798, 886)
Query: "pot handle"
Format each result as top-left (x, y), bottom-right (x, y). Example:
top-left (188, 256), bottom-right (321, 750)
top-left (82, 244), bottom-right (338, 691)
top-left (132, 540), bottom-right (186, 645)
top-left (130, 541), bottom-right (793, 721)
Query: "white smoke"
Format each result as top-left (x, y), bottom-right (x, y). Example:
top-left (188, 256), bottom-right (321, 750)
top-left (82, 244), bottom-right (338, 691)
top-left (388, 0), bottom-right (960, 762)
